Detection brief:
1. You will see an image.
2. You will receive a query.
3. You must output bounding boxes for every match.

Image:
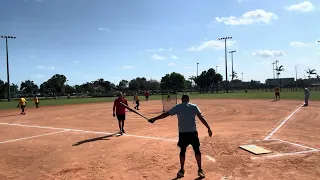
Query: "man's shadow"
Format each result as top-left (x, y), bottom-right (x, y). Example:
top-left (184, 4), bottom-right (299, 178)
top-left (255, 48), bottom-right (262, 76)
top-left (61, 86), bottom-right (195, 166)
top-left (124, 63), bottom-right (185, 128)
top-left (72, 133), bottom-right (121, 146)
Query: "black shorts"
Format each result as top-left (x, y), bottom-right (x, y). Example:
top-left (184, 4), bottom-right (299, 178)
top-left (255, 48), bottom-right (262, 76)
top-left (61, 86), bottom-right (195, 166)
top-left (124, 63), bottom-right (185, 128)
top-left (177, 131), bottom-right (200, 148)
top-left (116, 114), bottom-right (126, 121)
top-left (136, 100), bottom-right (140, 105)
top-left (21, 105), bottom-right (26, 109)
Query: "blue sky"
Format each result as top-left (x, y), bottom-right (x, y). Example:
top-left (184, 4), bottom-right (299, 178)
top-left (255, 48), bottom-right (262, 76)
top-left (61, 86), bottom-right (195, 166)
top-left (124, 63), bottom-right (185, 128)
top-left (0, 0), bottom-right (319, 86)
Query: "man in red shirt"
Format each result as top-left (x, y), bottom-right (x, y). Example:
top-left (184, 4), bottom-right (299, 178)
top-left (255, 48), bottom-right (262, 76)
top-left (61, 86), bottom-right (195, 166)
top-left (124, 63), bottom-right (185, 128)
top-left (145, 90), bottom-right (149, 101)
top-left (113, 92), bottom-right (128, 134)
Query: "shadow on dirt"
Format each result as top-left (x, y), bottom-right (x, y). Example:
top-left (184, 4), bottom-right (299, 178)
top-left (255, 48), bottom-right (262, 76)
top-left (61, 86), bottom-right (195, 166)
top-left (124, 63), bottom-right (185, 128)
top-left (72, 133), bottom-right (122, 146)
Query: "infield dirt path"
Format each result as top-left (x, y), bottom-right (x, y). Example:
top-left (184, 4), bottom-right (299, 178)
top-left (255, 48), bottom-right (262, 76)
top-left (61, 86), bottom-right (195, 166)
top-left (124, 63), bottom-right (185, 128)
top-left (0, 99), bottom-right (319, 179)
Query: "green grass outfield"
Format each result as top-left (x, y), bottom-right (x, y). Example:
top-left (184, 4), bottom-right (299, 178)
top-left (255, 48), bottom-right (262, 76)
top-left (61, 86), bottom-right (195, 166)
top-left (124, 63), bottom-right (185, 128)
top-left (0, 91), bottom-right (318, 110)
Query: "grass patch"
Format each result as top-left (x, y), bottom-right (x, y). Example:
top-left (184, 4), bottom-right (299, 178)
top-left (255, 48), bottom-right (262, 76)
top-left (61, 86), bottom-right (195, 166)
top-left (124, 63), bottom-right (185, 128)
top-left (0, 91), bottom-right (318, 110)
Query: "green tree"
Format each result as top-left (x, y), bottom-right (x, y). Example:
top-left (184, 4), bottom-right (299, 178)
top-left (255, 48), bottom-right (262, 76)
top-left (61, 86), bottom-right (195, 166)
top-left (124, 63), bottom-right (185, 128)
top-left (160, 72), bottom-right (186, 91)
top-left (117, 79), bottom-right (129, 91)
top-left (147, 79), bottom-right (160, 91)
top-left (20, 80), bottom-right (38, 96)
top-left (129, 79), bottom-right (140, 90)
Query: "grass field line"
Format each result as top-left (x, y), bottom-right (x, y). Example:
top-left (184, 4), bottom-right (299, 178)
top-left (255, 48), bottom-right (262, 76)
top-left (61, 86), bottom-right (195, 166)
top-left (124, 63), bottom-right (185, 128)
top-left (264, 105), bottom-right (302, 140)
top-left (0, 130), bottom-right (68, 144)
top-left (0, 122), bottom-right (178, 142)
top-left (250, 149), bottom-right (319, 160)
top-left (271, 138), bottom-right (319, 151)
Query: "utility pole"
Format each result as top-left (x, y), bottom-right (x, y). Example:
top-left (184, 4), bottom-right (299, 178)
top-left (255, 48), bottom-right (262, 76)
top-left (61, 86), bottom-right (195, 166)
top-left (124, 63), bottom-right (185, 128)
top-left (229, 50), bottom-right (236, 80)
top-left (271, 62), bottom-right (276, 79)
top-left (218, 36), bottom-right (232, 93)
top-left (275, 60), bottom-right (279, 78)
top-left (197, 62), bottom-right (199, 78)
top-left (1, 36), bottom-right (16, 101)
top-left (295, 66), bottom-right (298, 91)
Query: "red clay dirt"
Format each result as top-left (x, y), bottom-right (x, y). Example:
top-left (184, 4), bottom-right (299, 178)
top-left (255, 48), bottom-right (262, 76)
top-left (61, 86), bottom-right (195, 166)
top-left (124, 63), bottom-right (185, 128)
top-left (0, 99), bottom-right (319, 179)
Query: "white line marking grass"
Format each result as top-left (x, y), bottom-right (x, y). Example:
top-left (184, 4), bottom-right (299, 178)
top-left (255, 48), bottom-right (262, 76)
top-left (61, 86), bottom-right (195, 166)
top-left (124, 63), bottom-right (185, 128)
top-left (0, 122), bottom-right (177, 142)
top-left (251, 149), bottom-right (319, 160)
top-left (264, 106), bottom-right (302, 140)
top-left (0, 130), bottom-right (68, 144)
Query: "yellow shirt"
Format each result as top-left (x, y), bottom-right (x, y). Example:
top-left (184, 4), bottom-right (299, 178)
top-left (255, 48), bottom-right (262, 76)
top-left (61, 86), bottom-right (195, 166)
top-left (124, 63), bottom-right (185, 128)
top-left (134, 95), bottom-right (140, 101)
top-left (19, 98), bottom-right (27, 105)
top-left (34, 97), bottom-right (39, 103)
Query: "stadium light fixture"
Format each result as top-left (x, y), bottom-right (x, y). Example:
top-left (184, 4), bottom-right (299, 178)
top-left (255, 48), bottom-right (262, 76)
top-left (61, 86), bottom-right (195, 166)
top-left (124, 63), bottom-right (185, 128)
top-left (218, 36), bottom-right (232, 93)
top-left (1, 36), bottom-right (16, 101)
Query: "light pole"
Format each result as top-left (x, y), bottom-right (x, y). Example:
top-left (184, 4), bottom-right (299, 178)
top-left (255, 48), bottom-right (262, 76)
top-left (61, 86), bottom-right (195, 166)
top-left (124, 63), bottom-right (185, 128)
top-left (197, 62), bottom-right (199, 78)
top-left (271, 62), bottom-right (276, 79)
top-left (274, 60), bottom-right (279, 78)
top-left (1, 36), bottom-right (16, 101)
top-left (216, 66), bottom-right (218, 73)
top-left (229, 50), bottom-right (236, 80)
top-left (218, 36), bottom-right (232, 93)
top-left (295, 66), bottom-right (298, 91)
top-left (241, 72), bottom-right (243, 81)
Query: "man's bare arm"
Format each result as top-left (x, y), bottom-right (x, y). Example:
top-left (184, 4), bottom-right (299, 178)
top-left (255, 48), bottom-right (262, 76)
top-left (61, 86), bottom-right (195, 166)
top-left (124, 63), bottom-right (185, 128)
top-left (197, 113), bottom-right (211, 130)
top-left (149, 112), bottom-right (170, 122)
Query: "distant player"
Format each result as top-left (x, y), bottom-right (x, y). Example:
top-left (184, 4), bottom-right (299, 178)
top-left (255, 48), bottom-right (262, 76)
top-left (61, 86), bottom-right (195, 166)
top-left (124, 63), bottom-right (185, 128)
top-left (303, 87), bottom-right (310, 106)
top-left (113, 92), bottom-right (128, 134)
top-left (145, 90), bottom-right (149, 101)
top-left (17, 96), bottom-right (27, 115)
top-left (134, 92), bottom-right (140, 110)
top-left (274, 86), bottom-right (280, 100)
top-left (167, 93), bottom-right (171, 101)
top-left (34, 96), bottom-right (39, 108)
top-left (148, 94), bottom-right (212, 178)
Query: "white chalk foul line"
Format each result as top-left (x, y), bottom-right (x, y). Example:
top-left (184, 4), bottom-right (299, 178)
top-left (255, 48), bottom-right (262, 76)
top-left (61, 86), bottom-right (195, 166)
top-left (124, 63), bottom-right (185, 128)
top-left (251, 149), bottom-right (319, 160)
top-left (271, 138), bottom-right (319, 151)
top-left (264, 106), bottom-right (302, 140)
top-left (205, 155), bottom-right (216, 162)
top-left (0, 130), bottom-right (68, 144)
top-left (0, 122), bottom-right (177, 142)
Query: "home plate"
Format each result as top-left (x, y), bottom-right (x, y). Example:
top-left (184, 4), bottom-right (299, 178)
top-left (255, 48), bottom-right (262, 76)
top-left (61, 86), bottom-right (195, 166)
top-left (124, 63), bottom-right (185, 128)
top-left (240, 144), bottom-right (272, 155)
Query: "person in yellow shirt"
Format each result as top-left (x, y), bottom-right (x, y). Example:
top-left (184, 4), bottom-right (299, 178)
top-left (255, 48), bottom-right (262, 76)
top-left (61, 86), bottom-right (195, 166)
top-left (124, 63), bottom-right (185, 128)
top-left (134, 92), bottom-right (140, 110)
top-left (274, 87), bottom-right (280, 101)
top-left (17, 97), bottom-right (27, 115)
top-left (34, 96), bottom-right (39, 108)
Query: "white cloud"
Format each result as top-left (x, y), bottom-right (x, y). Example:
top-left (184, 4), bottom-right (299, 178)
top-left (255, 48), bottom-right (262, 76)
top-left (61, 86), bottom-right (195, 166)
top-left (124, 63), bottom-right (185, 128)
top-left (218, 57), bottom-right (224, 61)
top-left (187, 40), bottom-right (236, 51)
top-left (145, 48), bottom-right (164, 52)
top-left (37, 65), bottom-right (55, 70)
top-left (215, 9), bottom-right (278, 25)
top-left (121, 66), bottom-right (134, 69)
top-left (168, 63), bottom-right (176, 67)
top-left (285, 1), bottom-right (314, 12)
top-left (98, 27), bottom-right (109, 31)
top-left (29, 55), bottom-right (36, 59)
top-left (290, 41), bottom-right (311, 48)
top-left (171, 55), bottom-right (178, 59)
top-left (151, 54), bottom-right (166, 60)
top-left (75, 61), bottom-right (80, 63)
top-left (251, 50), bottom-right (287, 58)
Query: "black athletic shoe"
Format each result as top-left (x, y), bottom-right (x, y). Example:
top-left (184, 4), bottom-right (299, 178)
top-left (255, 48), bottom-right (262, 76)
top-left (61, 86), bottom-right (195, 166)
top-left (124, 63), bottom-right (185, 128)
top-left (122, 129), bottom-right (125, 133)
top-left (177, 169), bottom-right (184, 177)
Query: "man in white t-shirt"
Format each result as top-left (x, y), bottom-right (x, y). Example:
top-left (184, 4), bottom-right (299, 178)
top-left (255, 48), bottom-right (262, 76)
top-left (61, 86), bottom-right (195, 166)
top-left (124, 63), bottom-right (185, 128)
top-left (148, 94), bottom-right (212, 178)
top-left (303, 87), bottom-right (310, 106)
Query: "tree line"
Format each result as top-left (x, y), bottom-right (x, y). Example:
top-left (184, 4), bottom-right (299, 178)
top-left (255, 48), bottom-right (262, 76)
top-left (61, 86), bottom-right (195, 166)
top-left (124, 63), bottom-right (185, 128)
top-left (0, 68), bottom-right (223, 99)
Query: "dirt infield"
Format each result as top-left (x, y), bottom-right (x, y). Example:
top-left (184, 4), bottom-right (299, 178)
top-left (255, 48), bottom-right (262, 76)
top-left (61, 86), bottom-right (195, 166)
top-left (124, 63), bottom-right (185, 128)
top-left (0, 99), bottom-right (319, 180)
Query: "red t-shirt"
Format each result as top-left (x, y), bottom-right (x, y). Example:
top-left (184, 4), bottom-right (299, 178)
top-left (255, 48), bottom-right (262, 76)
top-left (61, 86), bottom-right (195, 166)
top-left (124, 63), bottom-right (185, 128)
top-left (113, 97), bottom-right (128, 115)
top-left (145, 91), bottom-right (149, 96)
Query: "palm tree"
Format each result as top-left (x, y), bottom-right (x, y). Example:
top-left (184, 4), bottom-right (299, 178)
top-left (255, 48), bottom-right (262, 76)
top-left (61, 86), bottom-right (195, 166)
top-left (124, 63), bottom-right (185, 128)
top-left (305, 69), bottom-right (316, 79)
top-left (229, 71), bottom-right (238, 80)
top-left (275, 65), bottom-right (285, 79)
